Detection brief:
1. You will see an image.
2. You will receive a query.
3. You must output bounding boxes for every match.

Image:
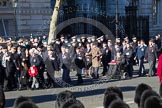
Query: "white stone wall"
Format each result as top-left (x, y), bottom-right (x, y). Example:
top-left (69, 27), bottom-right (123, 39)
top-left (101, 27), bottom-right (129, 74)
top-left (16, 0), bottom-right (52, 36)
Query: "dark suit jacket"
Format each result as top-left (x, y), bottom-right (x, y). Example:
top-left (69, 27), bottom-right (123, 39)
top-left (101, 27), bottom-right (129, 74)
top-left (74, 53), bottom-right (85, 69)
top-left (6, 52), bottom-right (20, 74)
top-left (101, 47), bottom-right (111, 64)
top-left (108, 46), bottom-right (115, 60)
top-left (0, 64), bottom-right (5, 85)
top-left (146, 46), bottom-right (157, 61)
top-left (123, 47), bottom-right (133, 62)
top-left (136, 45), bottom-right (147, 59)
top-left (59, 52), bottom-right (71, 69)
top-left (30, 54), bottom-right (41, 67)
top-left (48, 53), bottom-right (59, 71)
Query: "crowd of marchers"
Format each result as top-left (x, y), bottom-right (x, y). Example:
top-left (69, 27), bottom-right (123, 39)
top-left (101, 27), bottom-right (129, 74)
top-left (0, 34), bottom-right (162, 91)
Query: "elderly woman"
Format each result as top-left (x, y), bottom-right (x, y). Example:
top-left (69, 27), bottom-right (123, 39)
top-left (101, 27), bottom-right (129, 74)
top-left (29, 48), bottom-right (43, 90)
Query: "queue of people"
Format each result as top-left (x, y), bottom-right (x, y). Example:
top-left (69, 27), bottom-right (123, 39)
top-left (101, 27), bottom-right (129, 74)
top-left (0, 34), bottom-right (161, 91)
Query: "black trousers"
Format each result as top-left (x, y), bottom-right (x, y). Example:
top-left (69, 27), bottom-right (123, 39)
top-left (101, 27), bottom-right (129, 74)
top-left (92, 67), bottom-right (99, 79)
top-left (126, 62), bottom-right (133, 78)
top-left (148, 60), bottom-right (156, 76)
top-left (76, 68), bottom-right (83, 83)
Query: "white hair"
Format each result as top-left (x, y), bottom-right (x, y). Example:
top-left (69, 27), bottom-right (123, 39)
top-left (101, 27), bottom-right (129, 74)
top-left (29, 48), bottom-right (37, 54)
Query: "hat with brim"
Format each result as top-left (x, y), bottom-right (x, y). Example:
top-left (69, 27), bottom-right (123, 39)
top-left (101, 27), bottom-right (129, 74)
top-left (60, 36), bottom-right (65, 39)
top-left (71, 36), bottom-right (76, 39)
top-left (81, 36), bottom-right (86, 39)
top-left (108, 40), bottom-right (112, 42)
top-left (18, 39), bottom-right (23, 43)
top-left (132, 37), bottom-right (137, 40)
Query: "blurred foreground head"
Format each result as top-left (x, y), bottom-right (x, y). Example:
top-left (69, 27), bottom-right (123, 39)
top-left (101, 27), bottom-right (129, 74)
top-left (0, 89), bottom-right (5, 108)
top-left (134, 83), bottom-right (152, 107)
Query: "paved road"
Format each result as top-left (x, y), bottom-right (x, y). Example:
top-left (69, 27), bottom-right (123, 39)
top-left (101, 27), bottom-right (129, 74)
top-left (4, 63), bottom-right (160, 108)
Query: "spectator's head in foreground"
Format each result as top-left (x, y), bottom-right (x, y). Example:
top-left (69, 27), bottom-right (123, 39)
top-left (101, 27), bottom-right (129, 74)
top-left (140, 90), bottom-right (160, 108)
top-left (0, 89), bottom-right (5, 108)
top-left (62, 99), bottom-right (85, 108)
top-left (103, 93), bottom-right (121, 108)
top-left (134, 83), bottom-right (152, 107)
top-left (16, 101), bottom-right (38, 108)
top-left (14, 96), bottom-right (31, 108)
top-left (109, 100), bottom-right (130, 108)
top-left (55, 90), bottom-right (76, 108)
top-left (104, 86), bottom-right (123, 100)
top-left (144, 96), bottom-right (162, 108)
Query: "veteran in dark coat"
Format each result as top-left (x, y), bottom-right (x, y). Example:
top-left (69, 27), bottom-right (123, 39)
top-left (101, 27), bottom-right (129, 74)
top-left (59, 46), bottom-right (71, 83)
top-left (74, 47), bottom-right (85, 84)
top-left (136, 40), bottom-right (147, 77)
top-left (146, 40), bottom-right (158, 77)
top-left (6, 47), bottom-right (21, 89)
top-left (101, 42), bottom-right (111, 76)
top-left (123, 42), bottom-right (133, 78)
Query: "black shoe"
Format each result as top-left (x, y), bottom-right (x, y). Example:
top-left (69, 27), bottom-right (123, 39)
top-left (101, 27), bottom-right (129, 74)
top-left (50, 84), bottom-right (54, 88)
top-left (77, 80), bottom-right (83, 84)
top-left (31, 88), bottom-right (34, 90)
top-left (3, 88), bottom-right (9, 92)
top-left (101, 72), bottom-right (106, 76)
top-left (35, 88), bottom-right (39, 90)
top-left (142, 73), bottom-right (146, 77)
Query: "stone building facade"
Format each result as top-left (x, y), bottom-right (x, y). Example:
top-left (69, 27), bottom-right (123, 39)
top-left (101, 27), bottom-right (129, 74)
top-left (0, 0), bottom-right (52, 37)
top-left (0, 0), bottom-right (162, 37)
top-left (107, 0), bottom-right (162, 37)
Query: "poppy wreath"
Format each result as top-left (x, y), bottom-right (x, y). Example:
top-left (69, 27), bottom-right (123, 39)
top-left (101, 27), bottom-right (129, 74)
top-left (28, 66), bottom-right (38, 77)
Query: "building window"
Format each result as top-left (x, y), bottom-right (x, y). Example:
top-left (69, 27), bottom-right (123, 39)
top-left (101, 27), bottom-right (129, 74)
top-left (0, 0), bottom-right (12, 7)
top-left (51, 0), bottom-right (55, 9)
top-left (153, 0), bottom-right (159, 25)
top-left (0, 19), bottom-right (8, 36)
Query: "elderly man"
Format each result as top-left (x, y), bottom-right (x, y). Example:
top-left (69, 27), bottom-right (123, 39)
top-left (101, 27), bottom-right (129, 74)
top-left (146, 40), bottom-right (158, 77)
top-left (86, 42), bottom-right (102, 79)
top-left (59, 46), bottom-right (71, 83)
top-left (123, 42), bottom-right (133, 79)
top-left (136, 40), bottom-right (147, 77)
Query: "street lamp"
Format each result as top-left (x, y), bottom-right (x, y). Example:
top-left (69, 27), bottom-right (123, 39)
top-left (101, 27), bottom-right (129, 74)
top-left (115, 0), bottom-right (119, 38)
top-left (12, 0), bottom-right (18, 37)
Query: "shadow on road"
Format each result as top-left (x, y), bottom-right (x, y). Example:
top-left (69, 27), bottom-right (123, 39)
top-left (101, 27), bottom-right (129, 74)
top-left (5, 86), bottom-right (136, 107)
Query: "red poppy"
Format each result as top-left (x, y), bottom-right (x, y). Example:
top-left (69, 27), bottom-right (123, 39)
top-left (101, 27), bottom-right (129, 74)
top-left (28, 66), bottom-right (38, 77)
